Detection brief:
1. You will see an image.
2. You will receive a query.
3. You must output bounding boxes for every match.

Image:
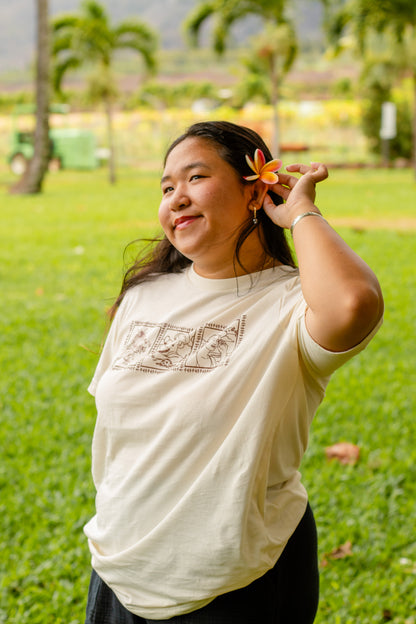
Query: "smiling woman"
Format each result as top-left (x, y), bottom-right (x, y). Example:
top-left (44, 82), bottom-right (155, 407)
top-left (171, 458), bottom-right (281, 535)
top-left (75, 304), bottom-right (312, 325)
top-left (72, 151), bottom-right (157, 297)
top-left (83, 121), bottom-right (383, 624)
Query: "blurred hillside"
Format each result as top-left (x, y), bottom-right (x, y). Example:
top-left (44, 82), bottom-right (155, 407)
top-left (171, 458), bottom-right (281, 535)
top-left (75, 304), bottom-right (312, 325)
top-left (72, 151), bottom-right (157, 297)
top-left (0, 0), bottom-right (324, 72)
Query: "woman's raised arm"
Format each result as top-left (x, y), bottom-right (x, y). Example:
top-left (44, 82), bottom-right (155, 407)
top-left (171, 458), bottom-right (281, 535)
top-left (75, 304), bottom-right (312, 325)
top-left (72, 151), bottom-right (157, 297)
top-left (263, 163), bottom-right (384, 352)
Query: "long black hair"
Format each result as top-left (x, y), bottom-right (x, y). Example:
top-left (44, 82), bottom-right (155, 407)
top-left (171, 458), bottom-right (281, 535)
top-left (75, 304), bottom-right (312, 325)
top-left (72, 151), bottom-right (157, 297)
top-left (109, 121), bottom-right (295, 318)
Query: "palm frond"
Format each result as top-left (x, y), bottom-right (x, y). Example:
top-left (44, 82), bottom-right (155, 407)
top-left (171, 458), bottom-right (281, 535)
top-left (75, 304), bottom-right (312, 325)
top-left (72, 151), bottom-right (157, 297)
top-left (51, 15), bottom-right (80, 32)
top-left (114, 20), bottom-right (158, 50)
top-left (50, 0), bottom-right (158, 91)
top-left (114, 20), bottom-right (155, 38)
top-left (183, 2), bottom-right (217, 47)
top-left (211, 2), bottom-right (247, 54)
top-left (248, 0), bottom-right (285, 21)
top-left (117, 41), bottom-right (157, 74)
top-left (52, 33), bottom-right (74, 56)
top-left (52, 56), bottom-right (81, 93)
top-left (81, 0), bottom-right (109, 24)
top-left (114, 21), bottom-right (158, 72)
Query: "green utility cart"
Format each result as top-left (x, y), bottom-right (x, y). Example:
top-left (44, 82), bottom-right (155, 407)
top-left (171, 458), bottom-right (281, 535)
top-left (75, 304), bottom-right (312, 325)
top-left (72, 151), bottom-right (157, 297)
top-left (8, 104), bottom-right (101, 174)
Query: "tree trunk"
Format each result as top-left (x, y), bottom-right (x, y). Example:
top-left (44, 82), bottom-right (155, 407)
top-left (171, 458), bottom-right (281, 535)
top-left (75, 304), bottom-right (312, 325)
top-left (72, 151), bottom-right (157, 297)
top-left (270, 55), bottom-right (280, 159)
top-left (105, 96), bottom-right (116, 185)
top-left (413, 70), bottom-right (416, 180)
top-left (11, 0), bottom-right (50, 194)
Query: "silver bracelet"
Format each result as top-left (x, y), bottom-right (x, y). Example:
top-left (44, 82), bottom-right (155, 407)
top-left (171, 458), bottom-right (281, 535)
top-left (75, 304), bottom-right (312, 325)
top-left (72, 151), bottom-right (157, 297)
top-left (290, 211), bottom-right (326, 236)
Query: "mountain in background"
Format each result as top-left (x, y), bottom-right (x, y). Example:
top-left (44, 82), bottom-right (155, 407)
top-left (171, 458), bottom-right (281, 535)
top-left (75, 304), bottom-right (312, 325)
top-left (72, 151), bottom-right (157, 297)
top-left (0, 0), bottom-right (324, 72)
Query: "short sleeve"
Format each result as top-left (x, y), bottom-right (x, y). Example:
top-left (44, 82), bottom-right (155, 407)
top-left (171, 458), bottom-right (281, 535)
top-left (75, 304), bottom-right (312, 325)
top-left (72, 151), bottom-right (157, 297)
top-left (298, 313), bottom-right (383, 380)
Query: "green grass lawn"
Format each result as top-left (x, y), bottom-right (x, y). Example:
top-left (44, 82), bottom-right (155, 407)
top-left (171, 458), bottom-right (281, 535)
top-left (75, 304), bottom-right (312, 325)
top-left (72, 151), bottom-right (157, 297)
top-left (1, 167), bottom-right (415, 623)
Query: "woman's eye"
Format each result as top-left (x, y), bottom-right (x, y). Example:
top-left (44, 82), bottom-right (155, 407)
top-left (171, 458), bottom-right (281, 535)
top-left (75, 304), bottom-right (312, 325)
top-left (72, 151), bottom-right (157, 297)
top-left (190, 174), bottom-right (204, 181)
top-left (162, 186), bottom-right (174, 194)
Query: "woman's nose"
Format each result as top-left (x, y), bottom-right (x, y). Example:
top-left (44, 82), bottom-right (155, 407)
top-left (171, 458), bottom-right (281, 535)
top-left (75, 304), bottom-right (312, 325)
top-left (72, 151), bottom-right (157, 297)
top-left (169, 188), bottom-right (190, 211)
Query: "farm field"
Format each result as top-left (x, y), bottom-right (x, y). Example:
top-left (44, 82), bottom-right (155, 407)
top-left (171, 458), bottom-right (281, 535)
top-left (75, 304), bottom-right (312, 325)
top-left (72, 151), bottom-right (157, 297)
top-left (1, 165), bottom-right (416, 623)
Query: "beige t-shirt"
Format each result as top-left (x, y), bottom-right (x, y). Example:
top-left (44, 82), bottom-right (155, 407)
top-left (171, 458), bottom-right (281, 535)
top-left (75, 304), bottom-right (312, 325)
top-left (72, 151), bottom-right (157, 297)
top-left (84, 264), bottom-right (381, 619)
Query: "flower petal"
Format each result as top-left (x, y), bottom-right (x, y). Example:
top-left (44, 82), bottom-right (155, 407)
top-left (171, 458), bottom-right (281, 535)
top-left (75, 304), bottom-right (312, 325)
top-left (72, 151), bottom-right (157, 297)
top-left (260, 171), bottom-right (279, 184)
top-left (254, 149), bottom-right (266, 171)
top-left (261, 158), bottom-right (282, 173)
top-left (244, 151), bottom-right (281, 183)
top-left (245, 154), bottom-right (257, 173)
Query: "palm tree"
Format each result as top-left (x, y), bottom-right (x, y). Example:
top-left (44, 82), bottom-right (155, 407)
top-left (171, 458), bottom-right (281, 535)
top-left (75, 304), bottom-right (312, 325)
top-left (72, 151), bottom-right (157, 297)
top-left (52, 0), bottom-right (158, 184)
top-left (321, 0), bottom-right (416, 175)
top-left (240, 23), bottom-right (297, 156)
top-left (11, 0), bottom-right (50, 194)
top-left (184, 0), bottom-right (294, 157)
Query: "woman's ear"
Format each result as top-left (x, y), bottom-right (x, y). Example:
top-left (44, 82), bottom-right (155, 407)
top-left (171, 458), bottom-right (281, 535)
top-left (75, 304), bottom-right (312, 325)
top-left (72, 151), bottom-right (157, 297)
top-left (249, 180), bottom-right (269, 209)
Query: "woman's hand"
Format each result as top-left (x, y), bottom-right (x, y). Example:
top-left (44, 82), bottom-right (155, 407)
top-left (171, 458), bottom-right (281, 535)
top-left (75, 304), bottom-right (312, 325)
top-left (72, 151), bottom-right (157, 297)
top-left (262, 162), bottom-right (329, 230)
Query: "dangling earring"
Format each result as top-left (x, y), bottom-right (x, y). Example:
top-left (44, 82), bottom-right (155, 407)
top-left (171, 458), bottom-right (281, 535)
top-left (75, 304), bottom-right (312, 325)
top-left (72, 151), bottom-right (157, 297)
top-left (251, 204), bottom-right (258, 226)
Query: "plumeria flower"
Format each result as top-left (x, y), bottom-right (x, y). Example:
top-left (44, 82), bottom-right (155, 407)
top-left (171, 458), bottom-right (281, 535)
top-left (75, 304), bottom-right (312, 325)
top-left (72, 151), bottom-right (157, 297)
top-left (243, 149), bottom-right (282, 184)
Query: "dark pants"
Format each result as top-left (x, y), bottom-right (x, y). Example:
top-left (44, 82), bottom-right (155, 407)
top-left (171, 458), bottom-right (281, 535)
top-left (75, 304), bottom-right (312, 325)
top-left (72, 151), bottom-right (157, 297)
top-left (85, 503), bottom-right (319, 624)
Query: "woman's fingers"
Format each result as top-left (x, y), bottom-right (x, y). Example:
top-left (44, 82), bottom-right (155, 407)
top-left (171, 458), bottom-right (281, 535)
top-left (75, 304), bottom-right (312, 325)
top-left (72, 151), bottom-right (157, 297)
top-left (285, 162), bottom-right (329, 182)
top-left (309, 162), bottom-right (329, 182)
top-left (285, 163), bottom-right (309, 173)
top-left (265, 185), bottom-right (291, 203)
top-left (274, 172), bottom-right (298, 188)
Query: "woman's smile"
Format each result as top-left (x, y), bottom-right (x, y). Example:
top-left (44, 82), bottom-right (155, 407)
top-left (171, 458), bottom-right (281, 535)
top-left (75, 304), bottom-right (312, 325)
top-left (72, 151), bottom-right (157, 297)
top-left (174, 215), bottom-right (202, 230)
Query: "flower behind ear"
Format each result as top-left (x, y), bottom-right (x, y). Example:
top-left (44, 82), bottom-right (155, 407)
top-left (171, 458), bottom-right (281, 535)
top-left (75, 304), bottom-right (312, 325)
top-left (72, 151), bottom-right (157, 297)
top-left (244, 149), bottom-right (281, 184)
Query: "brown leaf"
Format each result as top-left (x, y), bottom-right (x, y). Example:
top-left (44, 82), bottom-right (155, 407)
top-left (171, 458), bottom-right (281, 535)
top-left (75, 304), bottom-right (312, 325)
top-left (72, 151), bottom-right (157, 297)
top-left (325, 442), bottom-right (360, 465)
top-left (328, 540), bottom-right (353, 560)
top-left (320, 541), bottom-right (353, 567)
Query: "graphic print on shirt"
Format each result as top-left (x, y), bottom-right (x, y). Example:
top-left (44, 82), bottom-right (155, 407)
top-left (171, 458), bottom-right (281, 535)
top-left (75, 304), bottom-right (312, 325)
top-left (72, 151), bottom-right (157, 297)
top-left (113, 316), bottom-right (246, 373)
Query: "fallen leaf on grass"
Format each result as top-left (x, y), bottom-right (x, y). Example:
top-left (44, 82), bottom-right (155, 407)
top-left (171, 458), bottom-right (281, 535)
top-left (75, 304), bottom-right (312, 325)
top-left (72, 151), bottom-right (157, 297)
top-left (328, 540), bottom-right (353, 559)
top-left (325, 442), bottom-right (360, 465)
top-left (321, 541), bottom-right (353, 567)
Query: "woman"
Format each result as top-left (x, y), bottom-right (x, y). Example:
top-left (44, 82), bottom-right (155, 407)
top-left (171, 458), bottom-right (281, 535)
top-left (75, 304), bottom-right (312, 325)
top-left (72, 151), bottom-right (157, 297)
top-left (84, 121), bottom-right (383, 624)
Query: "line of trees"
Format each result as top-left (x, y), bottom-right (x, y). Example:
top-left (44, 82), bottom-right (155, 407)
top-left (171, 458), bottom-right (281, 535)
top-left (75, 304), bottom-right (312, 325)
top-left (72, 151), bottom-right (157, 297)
top-left (15, 0), bottom-right (416, 194)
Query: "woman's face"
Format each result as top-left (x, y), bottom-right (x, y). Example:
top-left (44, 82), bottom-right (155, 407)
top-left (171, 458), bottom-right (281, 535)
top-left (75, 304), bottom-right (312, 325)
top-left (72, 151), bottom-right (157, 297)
top-left (159, 137), bottom-right (263, 278)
